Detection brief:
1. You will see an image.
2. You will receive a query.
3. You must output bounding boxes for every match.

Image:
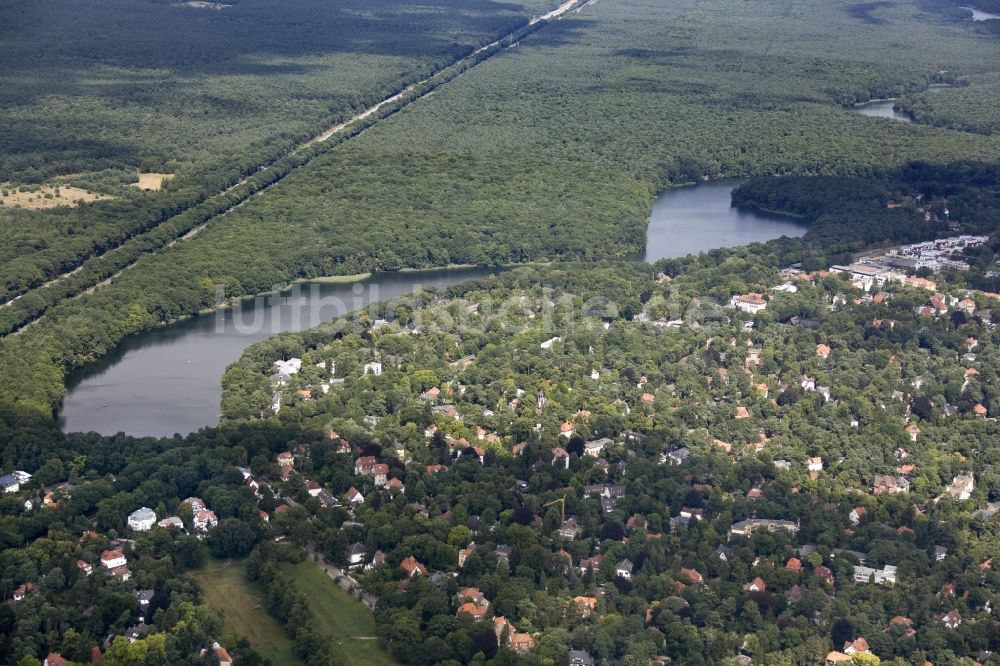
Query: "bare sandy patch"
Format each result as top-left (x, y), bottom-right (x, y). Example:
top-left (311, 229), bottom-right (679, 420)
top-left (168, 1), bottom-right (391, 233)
top-left (133, 173), bottom-right (175, 191)
top-left (0, 183), bottom-right (109, 210)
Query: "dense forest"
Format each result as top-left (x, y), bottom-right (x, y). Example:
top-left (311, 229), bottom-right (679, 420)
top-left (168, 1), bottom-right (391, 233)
top-left (4, 0), bottom-right (1000, 434)
top-left (0, 1), bottom-right (999, 660)
top-left (0, 0), bottom-right (543, 181)
top-left (898, 76), bottom-right (1000, 135)
top-left (0, 0), bottom-right (551, 303)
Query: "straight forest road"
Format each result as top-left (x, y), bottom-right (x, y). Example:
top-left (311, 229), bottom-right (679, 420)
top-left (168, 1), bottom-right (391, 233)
top-left (2, 0), bottom-right (584, 336)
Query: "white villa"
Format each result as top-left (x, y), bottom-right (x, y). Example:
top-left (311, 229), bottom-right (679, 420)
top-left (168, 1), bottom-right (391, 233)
top-left (127, 507), bottom-right (157, 532)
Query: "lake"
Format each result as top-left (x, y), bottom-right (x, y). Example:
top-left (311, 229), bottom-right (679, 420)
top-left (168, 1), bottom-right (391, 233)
top-left (853, 100), bottom-right (913, 122)
top-left (60, 180), bottom-right (807, 437)
top-left (59, 267), bottom-right (499, 437)
top-left (645, 179), bottom-right (807, 261)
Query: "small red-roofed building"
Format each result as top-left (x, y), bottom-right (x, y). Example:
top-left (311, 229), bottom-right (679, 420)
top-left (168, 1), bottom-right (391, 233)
top-left (346, 487), bottom-right (364, 505)
top-left (887, 616), bottom-right (916, 638)
top-left (458, 602), bottom-right (489, 621)
top-left (510, 633), bottom-right (534, 654)
top-left (400, 556), bottom-right (427, 577)
top-left (571, 596), bottom-right (597, 618)
top-left (214, 645), bottom-right (232, 666)
top-left (815, 566), bottom-right (834, 584)
top-left (843, 638), bottom-right (869, 654)
top-left (101, 549), bottom-right (126, 569)
top-left (680, 568), bottom-right (703, 584)
top-left (939, 609), bottom-right (961, 630)
top-left (458, 543), bottom-right (476, 568)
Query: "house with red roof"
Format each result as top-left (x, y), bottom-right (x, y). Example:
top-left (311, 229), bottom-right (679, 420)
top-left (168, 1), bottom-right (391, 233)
top-left (354, 456), bottom-right (377, 476)
top-left (843, 638), bottom-right (869, 654)
top-left (214, 644), bottom-right (232, 666)
top-left (101, 549), bottom-right (126, 569)
top-left (679, 568), bottom-right (703, 584)
top-left (400, 556), bottom-right (427, 577)
top-left (458, 602), bottom-right (489, 620)
top-left (510, 633), bottom-right (534, 654)
top-left (346, 487), bottom-right (365, 505)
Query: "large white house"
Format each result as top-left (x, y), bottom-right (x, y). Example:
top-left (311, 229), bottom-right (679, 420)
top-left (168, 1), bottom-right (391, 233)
top-left (853, 564), bottom-right (897, 585)
top-left (273, 358), bottom-right (302, 376)
top-left (127, 507), bottom-right (157, 532)
top-left (729, 293), bottom-right (767, 314)
top-left (0, 474), bottom-right (20, 494)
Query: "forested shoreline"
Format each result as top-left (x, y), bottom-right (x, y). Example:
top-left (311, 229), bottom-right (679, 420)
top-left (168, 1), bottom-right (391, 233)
top-left (4, 0), bottom-right (1000, 434)
top-left (1, 0), bottom-right (1000, 661)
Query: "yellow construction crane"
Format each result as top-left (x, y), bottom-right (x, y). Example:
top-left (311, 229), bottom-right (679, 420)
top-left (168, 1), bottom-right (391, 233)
top-left (544, 494), bottom-right (567, 523)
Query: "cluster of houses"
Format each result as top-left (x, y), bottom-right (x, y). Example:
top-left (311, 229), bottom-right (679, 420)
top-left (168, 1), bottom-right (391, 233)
top-left (816, 236), bottom-right (988, 294)
top-left (5, 480), bottom-right (234, 663)
top-left (353, 455), bottom-right (406, 494)
top-left (120, 498), bottom-right (220, 537)
top-left (871, 235), bottom-right (987, 272)
top-left (0, 470), bottom-right (31, 494)
top-left (270, 357), bottom-right (339, 414)
top-left (240, 266), bottom-right (1000, 664)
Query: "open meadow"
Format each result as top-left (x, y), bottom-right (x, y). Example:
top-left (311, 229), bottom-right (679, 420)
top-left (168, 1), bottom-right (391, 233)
top-left (279, 558), bottom-right (399, 666)
top-left (192, 558), bottom-right (304, 665)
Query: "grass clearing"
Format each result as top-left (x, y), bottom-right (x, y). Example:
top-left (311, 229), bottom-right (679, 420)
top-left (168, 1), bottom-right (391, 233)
top-left (191, 558), bottom-right (304, 666)
top-left (0, 183), bottom-right (109, 209)
top-left (133, 172), bottom-right (175, 190)
top-left (279, 558), bottom-right (398, 666)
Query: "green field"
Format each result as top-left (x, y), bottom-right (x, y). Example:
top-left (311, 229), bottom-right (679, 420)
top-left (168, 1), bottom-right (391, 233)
top-left (192, 559), bottom-right (304, 666)
top-left (279, 558), bottom-right (399, 666)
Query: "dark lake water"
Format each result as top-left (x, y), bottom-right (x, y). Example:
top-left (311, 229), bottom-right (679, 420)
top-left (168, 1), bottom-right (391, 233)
top-left (644, 179), bottom-right (807, 261)
top-left (59, 267), bottom-right (499, 437)
top-left (60, 180), bottom-right (807, 437)
top-left (854, 100), bottom-right (913, 122)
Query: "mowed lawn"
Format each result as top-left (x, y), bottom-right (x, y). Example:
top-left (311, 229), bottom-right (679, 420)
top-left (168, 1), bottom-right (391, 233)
top-left (192, 559), bottom-right (303, 665)
top-left (279, 558), bottom-right (398, 666)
